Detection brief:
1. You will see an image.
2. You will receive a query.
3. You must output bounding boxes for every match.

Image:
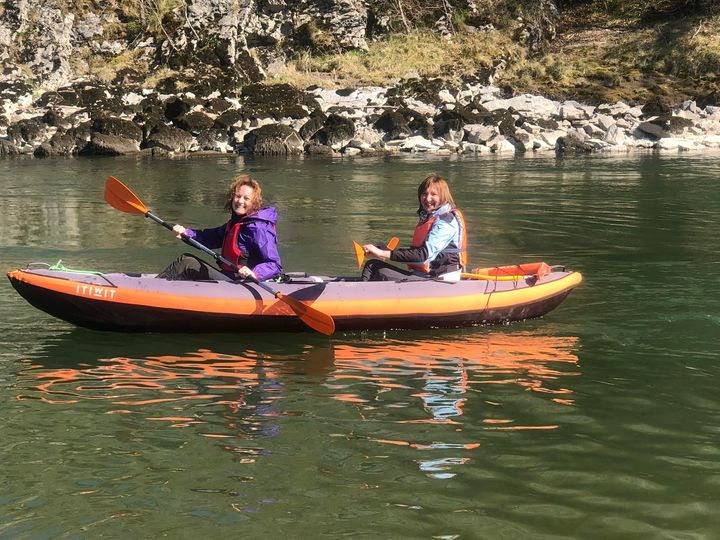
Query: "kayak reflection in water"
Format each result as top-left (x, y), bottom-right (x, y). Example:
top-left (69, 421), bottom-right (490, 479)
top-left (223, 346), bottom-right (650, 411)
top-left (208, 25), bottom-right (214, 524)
top-left (360, 174), bottom-right (467, 282)
top-left (158, 174), bottom-right (283, 282)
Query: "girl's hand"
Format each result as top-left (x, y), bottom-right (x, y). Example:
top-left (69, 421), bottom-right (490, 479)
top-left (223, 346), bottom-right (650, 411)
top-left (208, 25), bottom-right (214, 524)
top-left (172, 224), bottom-right (186, 239)
top-left (362, 244), bottom-right (390, 260)
top-left (237, 266), bottom-right (257, 280)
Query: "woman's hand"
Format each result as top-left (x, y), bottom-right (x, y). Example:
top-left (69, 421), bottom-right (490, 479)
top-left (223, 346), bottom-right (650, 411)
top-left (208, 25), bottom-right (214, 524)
top-left (237, 266), bottom-right (257, 280)
top-left (362, 244), bottom-right (391, 260)
top-left (172, 224), bottom-right (186, 239)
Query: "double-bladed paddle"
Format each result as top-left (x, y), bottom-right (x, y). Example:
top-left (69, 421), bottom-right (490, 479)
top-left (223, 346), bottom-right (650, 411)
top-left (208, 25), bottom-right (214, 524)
top-left (104, 175), bottom-right (335, 336)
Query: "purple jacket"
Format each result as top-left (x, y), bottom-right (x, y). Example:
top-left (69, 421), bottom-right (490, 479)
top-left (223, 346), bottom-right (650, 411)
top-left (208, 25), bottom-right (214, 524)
top-left (185, 207), bottom-right (283, 281)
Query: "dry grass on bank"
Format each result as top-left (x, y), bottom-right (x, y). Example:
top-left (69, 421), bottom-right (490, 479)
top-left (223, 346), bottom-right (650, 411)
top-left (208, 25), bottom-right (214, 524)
top-left (55, 2), bottom-right (719, 106)
top-left (510, 15), bottom-right (720, 102)
top-left (268, 30), bottom-right (520, 88)
top-left (268, 13), bottom-right (720, 104)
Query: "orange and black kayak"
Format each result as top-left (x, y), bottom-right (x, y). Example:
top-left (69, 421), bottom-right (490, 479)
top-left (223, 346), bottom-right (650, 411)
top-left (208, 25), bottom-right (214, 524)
top-left (7, 262), bottom-right (582, 333)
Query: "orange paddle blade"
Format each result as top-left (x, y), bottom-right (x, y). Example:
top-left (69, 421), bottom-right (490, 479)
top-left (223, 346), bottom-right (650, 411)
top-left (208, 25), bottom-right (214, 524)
top-left (352, 240), bottom-right (365, 269)
top-left (276, 293), bottom-right (335, 336)
top-left (353, 237), bottom-right (398, 269)
top-left (104, 176), bottom-right (148, 215)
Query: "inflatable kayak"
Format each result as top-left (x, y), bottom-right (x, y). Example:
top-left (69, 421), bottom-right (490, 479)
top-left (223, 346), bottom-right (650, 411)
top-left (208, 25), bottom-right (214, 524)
top-left (7, 261), bottom-right (582, 333)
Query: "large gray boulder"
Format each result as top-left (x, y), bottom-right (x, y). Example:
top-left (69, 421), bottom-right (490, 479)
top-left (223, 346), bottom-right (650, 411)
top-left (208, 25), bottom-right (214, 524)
top-left (80, 133), bottom-right (140, 155)
top-left (145, 124), bottom-right (195, 152)
top-left (312, 113), bottom-right (356, 148)
top-left (373, 110), bottom-right (411, 140)
top-left (33, 130), bottom-right (79, 157)
top-left (173, 111), bottom-right (215, 134)
top-left (92, 116), bottom-right (143, 143)
top-left (637, 115), bottom-right (694, 139)
top-left (243, 124), bottom-right (304, 155)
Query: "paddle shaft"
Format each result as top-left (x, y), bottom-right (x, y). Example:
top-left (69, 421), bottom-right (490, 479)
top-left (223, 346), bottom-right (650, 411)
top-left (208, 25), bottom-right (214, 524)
top-left (145, 210), bottom-right (279, 297)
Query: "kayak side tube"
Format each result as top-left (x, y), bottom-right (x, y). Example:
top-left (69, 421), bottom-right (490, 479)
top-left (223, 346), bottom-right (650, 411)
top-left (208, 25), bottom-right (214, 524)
top-left (7, 268), bottom-right (582, 333)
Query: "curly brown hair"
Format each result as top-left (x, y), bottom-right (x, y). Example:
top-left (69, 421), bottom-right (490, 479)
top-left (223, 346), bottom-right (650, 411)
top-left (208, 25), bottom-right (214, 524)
top-left (223, 174), bottom-right (263, 215)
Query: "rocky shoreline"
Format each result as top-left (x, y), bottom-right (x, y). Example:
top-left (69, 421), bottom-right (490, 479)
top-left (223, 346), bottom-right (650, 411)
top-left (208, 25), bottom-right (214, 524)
top-left (2, 76), bottom-right (720, 159)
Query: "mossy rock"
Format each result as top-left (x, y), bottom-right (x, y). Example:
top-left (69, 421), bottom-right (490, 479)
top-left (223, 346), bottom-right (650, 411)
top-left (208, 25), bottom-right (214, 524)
top-left (75, 84), bottom-right (122, 111)
top-left (164, 96), bottom-right (197, 121)
top-left (0, 81), bottom-right (32, 99)
top-left (0, 140), bottom-right (20, 156)
top-left (243, 124), bottom-right (304, 155)
top-left (641, 95), bottom-right (673, 117)
top-left (173, 111), bottom-right (215, 134)
top-left (475, 108), bottom-right (516, 137)
top-left (387, 78), bottom-right (449, 107)
top-left (205, 97), bottom-right (233, 114)
top-left (41, 109), bottom-right (70, 129)
top-left (7, 118), bottom-right (45, 145)
top-left (305, 141), bottom-right (335, 156)
top-left (145, 124), bottom-right (194, 152)
top-left (638, 114), bottom-right (694, 138)
top-left (48, 131), bottom-right (78, 155)
top-left (92, 116), bottom-right (143, 142)
top-left (401, 107), bottom-right (433, 138)
top-left (239, 83), bottom-right (319, 120)
top-left (80, 133), bottom-right (140, 156)
top-left (195, 128), bottom-right (231, 152)
top-left (694, 84), bottom-right (720, 107)
top-left (299, 113), bottom-right (327, 141)
top-left (433, 108), bottom-right (480, 138)
top-left (312, 114), bottom-right (356, 147)
top-left (35, 91), bottom-right (63, 108)
top-left (214, 109), bottom-right (244, 130)
top-left (70, 122), bottom-right (93, 146)
top-left (373, 110), bottom-right (411, 139)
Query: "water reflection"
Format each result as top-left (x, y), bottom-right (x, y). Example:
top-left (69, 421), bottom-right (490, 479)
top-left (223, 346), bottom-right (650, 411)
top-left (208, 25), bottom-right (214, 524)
top-left (15, 329), bottom-right (579, 479)
top-left (331, 332), bottom-right (579, 408)
top-left (329, 332), bottom-right (579, 478)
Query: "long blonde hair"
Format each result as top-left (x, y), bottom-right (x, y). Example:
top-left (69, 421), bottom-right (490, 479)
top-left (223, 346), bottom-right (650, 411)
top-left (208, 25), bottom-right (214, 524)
top-left (417, 174), bottom-right (456, 209)
top-left (224, 174), bottom-right (263, 215)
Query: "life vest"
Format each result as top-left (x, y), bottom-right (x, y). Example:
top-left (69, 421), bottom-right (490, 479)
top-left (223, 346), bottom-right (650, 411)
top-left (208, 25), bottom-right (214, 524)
top-left (408, 208), bottom-right (468, 273)
top-left (220, 220), bottom-right (246, 273)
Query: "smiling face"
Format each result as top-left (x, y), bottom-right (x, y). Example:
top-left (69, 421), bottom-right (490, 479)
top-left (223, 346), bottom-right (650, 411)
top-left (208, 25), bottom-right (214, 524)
top-left (416, 174), bottom-right (455, 215)
top-left (420, 185), bottom-right (442, 213)
top-left (224, 174), bottom-right (263, 216)
top-left (232, 184), bottom-right (256, 216)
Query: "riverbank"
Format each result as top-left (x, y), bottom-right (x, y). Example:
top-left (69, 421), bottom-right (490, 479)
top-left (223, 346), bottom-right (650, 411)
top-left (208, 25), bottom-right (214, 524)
top-left (1, 1), bottom-right (719, 159)
top-left (2, 76), bottom-right (720, 159)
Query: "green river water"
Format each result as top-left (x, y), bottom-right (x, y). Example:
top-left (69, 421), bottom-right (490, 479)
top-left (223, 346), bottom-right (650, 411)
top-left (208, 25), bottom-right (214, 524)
top-left (1, 153), bottom-right (719, 538)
